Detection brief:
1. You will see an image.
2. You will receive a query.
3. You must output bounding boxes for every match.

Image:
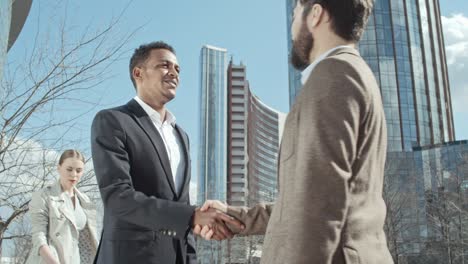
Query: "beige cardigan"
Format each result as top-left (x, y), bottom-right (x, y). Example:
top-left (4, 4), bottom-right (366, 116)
top-left (26, 181), bottom-right (98, 264)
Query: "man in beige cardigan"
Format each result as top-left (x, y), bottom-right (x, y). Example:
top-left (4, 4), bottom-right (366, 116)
top-left (194, 0), bottom-right (394, 263)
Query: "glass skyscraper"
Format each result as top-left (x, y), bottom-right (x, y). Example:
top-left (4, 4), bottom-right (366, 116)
top-left (197, 45), bottom-right (228, 264)
top-left (285, 0), bottom-right (302, 108)
top-left (0, 0), bottom-right (33, 83)
top-left (285, 0), bottom-right (455, 151)
top-left (198, 45), bottom-right (228, 205)
top-left (384, 141), bottom-right (468, 262)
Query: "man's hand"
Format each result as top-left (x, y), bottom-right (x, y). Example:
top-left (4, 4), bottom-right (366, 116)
top-left (200, 200), bottom-right (228, 213)
top-left (192, 207), bottom-right (243, 240)
top-left (193, 200), bottom-right (242, 240)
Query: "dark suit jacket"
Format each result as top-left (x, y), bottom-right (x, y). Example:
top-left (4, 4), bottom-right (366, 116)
top-left (227, 47), bottom-right (394, 264)
top-left (91, 99), bottom-right (196, 264)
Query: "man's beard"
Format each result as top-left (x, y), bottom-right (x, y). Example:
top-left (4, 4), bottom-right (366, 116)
top-left (290, 21), bottom-right (314, 71)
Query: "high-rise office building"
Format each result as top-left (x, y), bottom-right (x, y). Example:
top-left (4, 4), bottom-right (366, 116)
top-left (245, 93), bottom-right (285, 205)
top-left (226, 59), bottom-right (287, 200)
top-left (285, 0), bottom-right (455, 151)
top-left (198, 45), bottom-right (229, 205)
top-left (384, 141), bottom-right (468, 262)
top-left (0, 0), bottom-right (32, 82)
top-left (198, 49), bottom-right (285, 263)
top-left (0, 2), bottom-right (12, 80)
top-left (225, 59), bottom-right (286, 264)
top-left (227, 60), bottom-right (286, 208)
top-left (285, 0), bottom-right (302, 108)
top-left (197, 45), bottom-right (228, 264)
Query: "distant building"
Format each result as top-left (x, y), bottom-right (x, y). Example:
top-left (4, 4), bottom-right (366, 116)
top-left (198, 45), bottom-right (229, 205)
top-left (197, 45), bottom-right (229, 264)
top-left (197, 47), bottom-right (285, 263)
top-left (0, 0), bottom-right (32, 81)
top-left (226, 60), bottom-right (286, 208)
top-left (225, 59), bottom-right (285, 263)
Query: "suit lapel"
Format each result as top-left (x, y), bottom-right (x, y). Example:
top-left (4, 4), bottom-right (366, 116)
top-left (174, 124), bottom-right (190, 199)
top-left (126, 100), bottom-right (177, 196)
top-left (58, 193), bottom-right (78, 230)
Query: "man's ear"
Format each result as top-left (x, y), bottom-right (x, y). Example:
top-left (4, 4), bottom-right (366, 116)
top-left (133, 67), bottom-right (142, 81)
top-left (306, 4), bottom-right (326, 31)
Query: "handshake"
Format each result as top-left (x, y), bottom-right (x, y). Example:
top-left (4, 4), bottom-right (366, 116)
top-left (192, 200), bottom-right (244, 241)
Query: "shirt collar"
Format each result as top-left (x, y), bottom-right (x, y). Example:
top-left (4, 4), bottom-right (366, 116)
top-left (301, 45), bottom-right (354, 85)
top-left (134, 96), bottom-right (176, 126)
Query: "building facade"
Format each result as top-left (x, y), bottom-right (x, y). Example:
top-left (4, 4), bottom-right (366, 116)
top-left (224, 59), bottom-right (286, 264)
top-left (0, 0), bottom-right (33, 82)
top-left (197, 45), bottom-right (228, 264)
top-left (285, 0), bottom-right (302, 108)
top-left (198, 52), bottom-right (285, 263)
top-left (0, 1), bottom-right (13, 82)
top-left (198, 45), bottom-right (229, 205)
top-left (385, 141), bottom-right (468, 263)
top-left (246, 93), bottom-right (285, 205)
top-left (285, 0), bottom-right (455, 151)
top-left (227, 61), bottom-right (286, 208)
top-left (229, 61), bottom-right (286, 263)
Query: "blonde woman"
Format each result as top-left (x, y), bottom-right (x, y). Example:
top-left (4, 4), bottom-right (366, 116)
top-left (27, 150), bottom-right (98, 264)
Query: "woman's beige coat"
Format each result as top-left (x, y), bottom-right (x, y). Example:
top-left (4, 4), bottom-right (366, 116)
top-left (26, 181), bottom-right (98, 264)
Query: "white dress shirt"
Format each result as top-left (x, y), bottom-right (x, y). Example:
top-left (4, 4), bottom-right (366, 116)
top-left (301, 45), bottom-right (354, 85)
top-left (134, 96), bottom-right (186, 194)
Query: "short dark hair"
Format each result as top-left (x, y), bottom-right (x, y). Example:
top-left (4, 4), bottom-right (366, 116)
top-left (300, 0), bottom-right (374, 42)
top-left (129, 41), bottom-right (176, 89)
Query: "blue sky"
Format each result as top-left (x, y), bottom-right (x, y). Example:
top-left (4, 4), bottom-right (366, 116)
top-left (6, 0), bottom-right (468, 188)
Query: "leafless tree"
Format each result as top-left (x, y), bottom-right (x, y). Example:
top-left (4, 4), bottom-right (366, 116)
top-left (245, 235), bottom-right (262, 264)
top-left (383, 155), bottom-right (421, 264)
top-left (0, 1), bottom-right (137, 259)
top-left (424, 151), bottom-right (468, 264)
top-left (8, 214), bottom-right (31, 264)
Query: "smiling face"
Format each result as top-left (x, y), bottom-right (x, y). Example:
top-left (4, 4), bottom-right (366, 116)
top-left (58, 157), bottom-right (84, 191)
top-left (134, 48), bottom-right (180, 108)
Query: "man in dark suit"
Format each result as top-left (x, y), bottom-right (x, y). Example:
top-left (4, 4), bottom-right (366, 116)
top-left (91, 41), bottom-right (243, 264)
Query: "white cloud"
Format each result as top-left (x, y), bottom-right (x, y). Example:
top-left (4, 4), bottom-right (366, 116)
top-left (442, 14), bottom-right (468, 45)
top-left (445, 42), bottom-right (468, 66)
top-left (1, 139), bottom-right (58, 193)
top-left (442, 14), bottom-right (468, 140)
top-left (442, 14), bottom-right (468, 115)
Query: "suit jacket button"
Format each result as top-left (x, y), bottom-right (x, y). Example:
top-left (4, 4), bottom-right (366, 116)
top-left (168, 231), bottom-right (172, 236)
top-left (173, 231), bottom-right (176, 237)
top-left (56, 232), bottom-right (60, 237)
